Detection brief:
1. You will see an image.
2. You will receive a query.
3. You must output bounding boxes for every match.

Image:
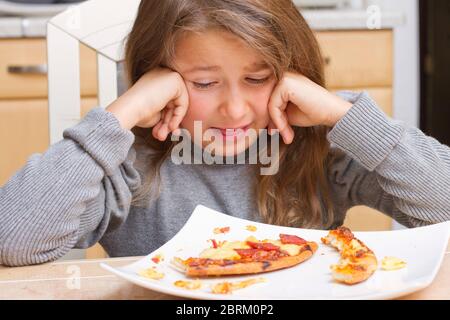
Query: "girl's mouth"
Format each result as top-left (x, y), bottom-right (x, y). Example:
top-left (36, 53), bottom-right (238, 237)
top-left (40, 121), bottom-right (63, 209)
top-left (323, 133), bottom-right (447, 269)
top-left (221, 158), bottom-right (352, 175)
top-left (211, 125), bottom-right (251, 141)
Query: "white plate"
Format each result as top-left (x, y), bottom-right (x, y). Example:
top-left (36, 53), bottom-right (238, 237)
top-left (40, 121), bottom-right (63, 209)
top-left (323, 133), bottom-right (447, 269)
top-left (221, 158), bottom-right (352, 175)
top-left (101, 205), bottom-right (450, 300)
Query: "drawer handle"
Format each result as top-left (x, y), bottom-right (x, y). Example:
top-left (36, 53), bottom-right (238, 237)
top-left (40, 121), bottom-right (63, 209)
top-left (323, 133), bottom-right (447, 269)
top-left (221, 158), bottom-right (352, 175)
top-left (7, 65), bottom-right (48, 75)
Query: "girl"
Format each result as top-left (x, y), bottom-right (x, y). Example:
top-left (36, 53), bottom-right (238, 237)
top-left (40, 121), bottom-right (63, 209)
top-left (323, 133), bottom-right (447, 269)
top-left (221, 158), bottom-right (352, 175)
top-left (1, 0), bottom-right (449, 267)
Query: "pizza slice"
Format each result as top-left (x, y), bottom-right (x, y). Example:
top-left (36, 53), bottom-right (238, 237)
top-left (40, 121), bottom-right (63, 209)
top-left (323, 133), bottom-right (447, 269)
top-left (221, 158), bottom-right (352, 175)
top-left (172, 234), bottom-right (318, 277)
top-left (321, 227), bottom-right (378, 285)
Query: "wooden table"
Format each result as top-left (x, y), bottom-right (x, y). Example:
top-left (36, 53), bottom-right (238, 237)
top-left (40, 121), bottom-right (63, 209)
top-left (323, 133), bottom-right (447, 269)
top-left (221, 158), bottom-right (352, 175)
top-left (1, 243), bottom-right (449, 300)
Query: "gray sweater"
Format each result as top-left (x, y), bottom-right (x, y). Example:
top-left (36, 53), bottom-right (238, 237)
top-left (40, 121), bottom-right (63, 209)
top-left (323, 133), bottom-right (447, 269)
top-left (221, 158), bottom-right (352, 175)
top-left (1, 91), bottom-right (449, 267)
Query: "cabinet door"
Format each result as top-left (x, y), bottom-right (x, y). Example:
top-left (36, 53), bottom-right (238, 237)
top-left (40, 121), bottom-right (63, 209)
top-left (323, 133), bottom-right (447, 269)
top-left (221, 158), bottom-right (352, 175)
top-left (0, 39), bottom-right (97, 99)
top-left (332, 87), bottom-right (393, 116)
top-left (0, 98), bottom-right (98, 186)
top-left (315, 30), bottom-right (393, 89)
top-left (0, 99), bottom-right (49, 185)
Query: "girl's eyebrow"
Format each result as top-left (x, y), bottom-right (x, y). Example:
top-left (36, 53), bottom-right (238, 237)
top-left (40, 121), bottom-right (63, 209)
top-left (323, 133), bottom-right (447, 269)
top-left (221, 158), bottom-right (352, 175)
top-left (183, 62), bottom-right (270, 75)
top-left (244, 62), bottom-right (271, 72)
top-left (184, 65), bottom-right (221, 74)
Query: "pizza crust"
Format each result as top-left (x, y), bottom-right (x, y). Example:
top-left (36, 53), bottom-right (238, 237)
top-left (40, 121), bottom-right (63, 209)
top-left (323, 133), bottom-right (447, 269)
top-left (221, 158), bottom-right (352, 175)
top-left (321, 227), bottom-right (378, 285)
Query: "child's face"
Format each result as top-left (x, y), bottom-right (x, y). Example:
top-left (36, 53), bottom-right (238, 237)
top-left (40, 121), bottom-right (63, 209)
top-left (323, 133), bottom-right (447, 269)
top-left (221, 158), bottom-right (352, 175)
top-left (172, 29), bottom-right (277, 156)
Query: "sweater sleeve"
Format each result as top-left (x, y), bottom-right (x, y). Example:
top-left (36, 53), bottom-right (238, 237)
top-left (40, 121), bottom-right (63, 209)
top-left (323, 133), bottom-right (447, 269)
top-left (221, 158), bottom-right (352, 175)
top-left (327, 91), bottom-right (450, 228)
top-left (0, 107), bottom-right (141, 266)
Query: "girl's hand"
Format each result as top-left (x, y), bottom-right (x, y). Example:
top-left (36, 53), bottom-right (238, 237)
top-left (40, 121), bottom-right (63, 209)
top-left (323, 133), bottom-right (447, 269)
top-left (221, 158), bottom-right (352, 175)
top-left (106, 68), bottom-right (189, 141)
top-left (267, 72), bottom-right (352, 144)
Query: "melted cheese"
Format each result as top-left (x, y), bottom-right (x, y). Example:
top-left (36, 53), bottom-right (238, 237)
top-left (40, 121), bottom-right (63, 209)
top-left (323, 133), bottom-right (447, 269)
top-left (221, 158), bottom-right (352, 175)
top-left (330, 236), bottom-right (344, 251)
top-left (221, 241), bottom-right (251, 250)
top-left (174, 280), bottom-right (202, 290)
top-left (200, 239), bottom-right (254, 260)
top-left (349, 239), bottom-right (363, 250)
top-left (199, 248), bottom-right (242, 260)
top-left (280, 244), bottom-right (301, 256)
top-left (262, 239), bottom-right (281, 245)
top-left (139, 267), bottom-right (164, 280)
top-left (263, 240), bottom-right (302, 256)
top-left (199, 236), bottom-right (303, 260)
top-left (381, 256), bottom-right (407, 270)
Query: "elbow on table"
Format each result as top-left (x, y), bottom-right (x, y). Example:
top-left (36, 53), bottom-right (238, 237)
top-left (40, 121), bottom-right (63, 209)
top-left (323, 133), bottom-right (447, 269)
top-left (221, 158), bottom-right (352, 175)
top-left (0, 235), bottom-right (76, 267)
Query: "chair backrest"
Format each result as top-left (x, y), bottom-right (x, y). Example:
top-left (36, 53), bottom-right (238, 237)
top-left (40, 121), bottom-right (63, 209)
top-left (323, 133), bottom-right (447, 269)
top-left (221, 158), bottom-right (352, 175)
top-left (47, 0), bottom-right (141, 144)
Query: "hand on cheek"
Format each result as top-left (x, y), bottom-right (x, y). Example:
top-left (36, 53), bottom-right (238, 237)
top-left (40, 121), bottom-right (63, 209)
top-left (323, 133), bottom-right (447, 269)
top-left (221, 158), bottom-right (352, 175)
top-left (268, 72), bottom-right (352, 144)
top-left (107, 68), bottom-right (189, 139)
top-left (151, 101), bottom-right (185, 141)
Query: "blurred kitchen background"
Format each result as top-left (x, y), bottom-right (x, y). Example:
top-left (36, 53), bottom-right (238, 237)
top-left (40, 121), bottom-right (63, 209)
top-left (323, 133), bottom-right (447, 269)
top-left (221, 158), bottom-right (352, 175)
top-left (0, 0), bottom-right (448, 260)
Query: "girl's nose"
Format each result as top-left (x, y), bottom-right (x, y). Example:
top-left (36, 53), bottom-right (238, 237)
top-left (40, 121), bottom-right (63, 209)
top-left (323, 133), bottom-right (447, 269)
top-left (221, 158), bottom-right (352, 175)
top-left (220, 90), bottom-right (249, 120)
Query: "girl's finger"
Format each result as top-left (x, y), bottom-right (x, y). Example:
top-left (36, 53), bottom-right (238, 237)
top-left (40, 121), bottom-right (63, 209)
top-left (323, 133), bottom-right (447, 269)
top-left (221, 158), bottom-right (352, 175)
top-left (158, 123), bottom-right (169, 140)
top-left (172, 128), bottom-right (182, 137)
top-left (168, 85), bottom-right (190, 131)
top-left (157, 107), bottom-right (170, 140)
top-left (168, 104), bottom-right (188, 132)
top-left (165, 102), bottom-right (176, 130)
top-left (268, 86), bottom-right (295, 144)
top-left (151, 109), bottom-right (167, 141)
top-left (163, 105), bottom-right (174, 126)
top-left (152, 120), bottom-right (164, 140)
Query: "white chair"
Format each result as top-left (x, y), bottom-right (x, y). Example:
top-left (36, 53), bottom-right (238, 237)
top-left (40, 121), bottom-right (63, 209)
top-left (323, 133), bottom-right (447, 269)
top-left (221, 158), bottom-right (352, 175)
top-left (47, 0), bottom-right (141, 144)
top-left (47, 0), bottom-right (141, 259)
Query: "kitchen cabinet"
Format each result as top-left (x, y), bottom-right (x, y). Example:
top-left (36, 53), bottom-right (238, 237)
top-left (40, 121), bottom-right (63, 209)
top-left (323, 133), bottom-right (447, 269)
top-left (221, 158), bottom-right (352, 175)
top-left (317, 30), bottom-right (394, 231)
top-left (0, 38), bottom-right (97, 99)
top-left (0, 39), bottom-right (98, 186)
top-left (317, 30), bottom-right (393, 88)
top-left (0, 98), bottom-right (98, 184)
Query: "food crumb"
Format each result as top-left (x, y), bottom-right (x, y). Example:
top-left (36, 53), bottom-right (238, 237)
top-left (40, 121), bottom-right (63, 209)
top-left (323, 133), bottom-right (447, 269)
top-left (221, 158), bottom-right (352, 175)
top-left (138, 267), bottom-right (165, 280)
top-left (174, 279), bottom-right (202, 290)
top-left (211, 278), bottom-right (267, 294)
top-left (208, 239), bottom-right (226, 248)
top-left (151, 253), bottom-right (164, 264)
top-left (381, 256), bottom-right (407, 271)
top-left (213, 226), bottom-right (230, 234)
top-left (246, 225), bottom-right (257, 232)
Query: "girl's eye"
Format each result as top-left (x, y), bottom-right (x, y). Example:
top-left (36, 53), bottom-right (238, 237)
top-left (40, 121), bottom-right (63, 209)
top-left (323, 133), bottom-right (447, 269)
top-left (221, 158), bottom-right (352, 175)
top-left (193, 82), bottom-right (216, 89)
top-left (246, 76), bottom-right (271, 85)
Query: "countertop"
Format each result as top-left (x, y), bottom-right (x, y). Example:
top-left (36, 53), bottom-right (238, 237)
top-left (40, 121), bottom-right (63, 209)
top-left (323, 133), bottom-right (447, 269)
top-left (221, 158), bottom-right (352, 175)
top-left (0, 241), bottom-right (448, 300)
top-left (0, 9), bottom-right (405, 38)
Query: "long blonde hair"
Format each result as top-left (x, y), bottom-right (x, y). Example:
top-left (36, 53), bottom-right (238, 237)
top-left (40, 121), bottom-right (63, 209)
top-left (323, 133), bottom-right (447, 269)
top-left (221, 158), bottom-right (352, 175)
top-left (126, 0), bottom-right (334, 229)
